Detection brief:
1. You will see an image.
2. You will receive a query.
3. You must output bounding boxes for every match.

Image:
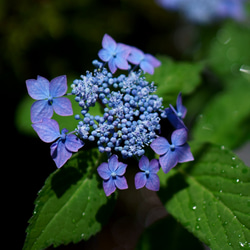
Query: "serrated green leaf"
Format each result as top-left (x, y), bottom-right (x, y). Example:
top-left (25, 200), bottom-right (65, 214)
top-left (158, 142), bottom-right (250, 250)
top-left (23, 149), bottom-right (115, 250)
top-left (191, 77), bottom-right (250, 149)
top-left (146, 55), bottom-right (203, 105)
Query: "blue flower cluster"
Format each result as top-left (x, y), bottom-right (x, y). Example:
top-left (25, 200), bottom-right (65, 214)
top-left (156, 0), bottom-right (247, 24)
top-left (73, 68), bottom-right (163, 158)
top-left (26, 33), bottom-right (194, 196)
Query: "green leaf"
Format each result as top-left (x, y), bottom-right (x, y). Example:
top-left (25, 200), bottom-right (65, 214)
top-left (191, 77), bottom-right (250, 149)
top-left (23, 149), bottom-right (115, 250)
top-left (146, 56), bottom-right (203, 105)
top-left (208, 21), bottom-right (250, 79)
top-left (136, 215), bottom-right (204, 250)
top-left (158, 142), bottom-right (250, 250)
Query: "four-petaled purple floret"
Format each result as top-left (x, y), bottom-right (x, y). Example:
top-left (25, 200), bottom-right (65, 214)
top-left (97, 155), bottom-right (128, 196)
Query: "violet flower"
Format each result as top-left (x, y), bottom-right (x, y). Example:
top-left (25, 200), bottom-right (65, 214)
top-left (98, 34), bottom-right (131, 74)
top-left (150, 128), bottom-right (194, 173)
top-left (128, 47), bottom-right (161, 75)
top-left (135, 156), bottom-right (160, 191)
top-left (32, 118), bottom-right (84, 168)
top-left (26, 75), bottom-right (73, 123)
top-left (97, 154), bottom-right (128, 196)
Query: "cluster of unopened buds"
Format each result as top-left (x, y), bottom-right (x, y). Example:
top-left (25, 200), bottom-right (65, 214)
top-left (26, 34), bottom-right (194, 196)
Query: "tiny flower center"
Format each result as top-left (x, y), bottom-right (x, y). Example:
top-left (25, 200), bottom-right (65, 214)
top-left (145, 170), bottom-right (150, 178)
top-left (177, 112), bottom-right (182, 118)
top-left (111, 172), bottom-right (117, 179)
top-left (61, 133), bottom-right (66, 141)
top-left (170, 144), bottom-right (175, 151)
top-left (48, 96), bottom-right (53, 105)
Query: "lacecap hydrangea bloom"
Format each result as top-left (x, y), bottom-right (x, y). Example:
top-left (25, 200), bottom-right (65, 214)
top-left (26, 34), bottom-right (194, 196)
top-left (156, 0), bottom-right (247, 24)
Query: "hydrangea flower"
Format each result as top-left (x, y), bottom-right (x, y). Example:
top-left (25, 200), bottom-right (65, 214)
top-left (32, 118), bottom-right (84, 168)
top-left (150, 128), bottom-right (194, 173)
top-left (128, 47), bottom-right (161, 75)
top-left (134, 156), bottom-right (160, 191)
top-left (156, 0), bottom-right (246, 23)
top-left (98, 34), bottom-right (131, 73)
top-left (97, 154), bottom-right (128, 196)
top-left (26, 75), bottom-right (73, 123)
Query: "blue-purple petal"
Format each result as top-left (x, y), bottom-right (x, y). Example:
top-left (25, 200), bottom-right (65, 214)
top-left (53, 97), bottom-right (73, 116)
top-left (144, 54), bottom-right (161, 68)
top-left (145, 173), bottom-right (160, 191)
top-left (134, 172), bottom-right (147, 189)
top-left (114, 56), bottom-right (130, 71)
top-left (159, 151), bottom-right (178, 173)
top-left (97, 162), bottom-right (111, 180)
top-left (108, 58), bottom-right (118, 74)
top-left (115, 162), bottom-right (127, 176)
top-left (149, 159), bottom-right (160, 173)
top-left (150, 137), bottom-right (169, 155)
top-left (98, 48), bottom-right (112, 62)
top-left (65, 134), bottom-right (84, 152)
top-left (139, 155), bottom-right (149, 171)
top-left (140, 60), bottom-right (154, 75)
top-left (32, 118), bottom-right (60, 143)
top-left (114, 176), bottom-right (128, 190)
top-left (30, 100), bottom-right (53, 123)
top-left (51, 140), bottom-right (72, 168)
top-left (108, 154), bottom-right (119, 172)
top-left (103, 178), bottom-right (116, 196)
top-left (102, 34), bottom-right (116, 51)
top-left (26, 76), bottom-right (50, 100)
top-left (49, 75), bottom-right (68, 97)
top-left (128, 47), bottom-right (144, 65)
top-left (175, 144), bottom-right (194, 163)
top-left (171, 128), bottom-right (187, 146)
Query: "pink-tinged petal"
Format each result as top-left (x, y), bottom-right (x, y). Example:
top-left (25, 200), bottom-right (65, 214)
top-left (134, 172), bottom-right (147, 189)
top-left (98, 48), bottom-right (112, 62)
top-left (53, 97), bottom-right (73, 116)
top-left (116, 43), bottom-right (131, 57)
top-left (51, 140), bottom-right (72, 168)
top-left (149, 159), bottom-right (160, 173)
top-left (50, 75), bottom-right (67, 97)
top-left (145, 173), bottom-right (160, 191)
top-left (108, 58), bottom-right (117, 74)
top-left (103, 178), bottom-right (116, 196)
top-left (32, 118), bottom-right (60, 142)
top-left (140, 60), bottom-right (154, 75)
top-left (65, 134), bottom-right (84, 152)
top-left (115, 162), bottom-right (127, 176)
top-left (139, 155), bottom-right (149, 171)
top-left (108, 154), bottom-right (119, 172)
top-left (171, 128), bottom-right (187, 146)
top-left (26, 76), bottom-right (50, 100)
top-left (128, 47), bottom-right (144, 64)
top-left (102, 34), bottom-right (116, 51)
top-left (175, 144), bottom-right (194, 163)
top-left (150, 137), bottom-right (170, 155)
top-left (97, 162), bottom-right (111, 180)
top-left (30, 100), bottom-right (53, 123)
top-left (114, 176), bottom-right (128, 190)
top-left (159, 151), bottom-right (178, 173)
top-left (144, 54), bottom-right (161, 67)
